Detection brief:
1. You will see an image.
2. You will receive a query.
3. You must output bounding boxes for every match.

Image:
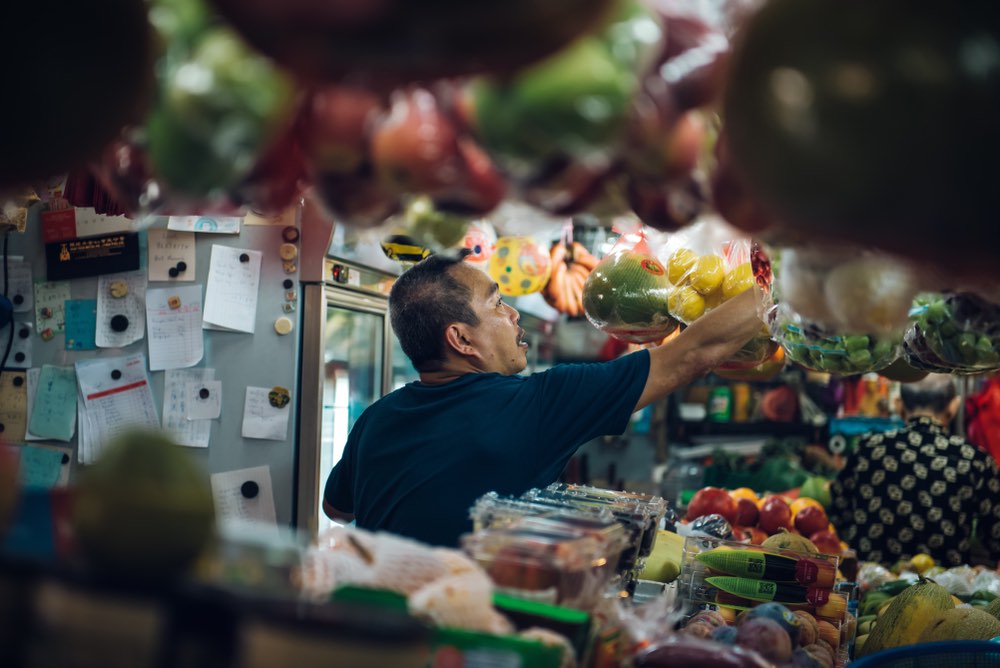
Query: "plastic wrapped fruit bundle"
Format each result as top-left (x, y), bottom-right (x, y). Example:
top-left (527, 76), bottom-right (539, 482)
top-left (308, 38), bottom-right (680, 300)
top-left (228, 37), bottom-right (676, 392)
top-left (902, 292), bottom-right (1000, 374)
top-left (767, 302), bottom-right (901, 376)
top-left (659, 218), bottom-right (778, 369)
top-left (581, 233), bottom-right (679, 343)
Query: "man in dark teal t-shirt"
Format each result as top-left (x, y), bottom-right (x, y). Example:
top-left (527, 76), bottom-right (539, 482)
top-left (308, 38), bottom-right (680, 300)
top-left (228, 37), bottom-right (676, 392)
top-left (324, 251), bottom-right (764, 547)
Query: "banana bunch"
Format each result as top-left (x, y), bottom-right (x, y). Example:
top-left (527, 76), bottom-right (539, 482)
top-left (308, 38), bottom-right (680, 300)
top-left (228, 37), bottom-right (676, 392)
top-left (542, 240), bottom-right (599, 317)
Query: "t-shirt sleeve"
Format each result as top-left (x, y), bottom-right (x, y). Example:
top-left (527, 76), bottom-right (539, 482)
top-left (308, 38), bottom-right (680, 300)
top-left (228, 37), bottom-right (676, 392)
top-left (525, 349), bottom-right (650, 455)
top-left (323, 433), bottom-right (357, 514)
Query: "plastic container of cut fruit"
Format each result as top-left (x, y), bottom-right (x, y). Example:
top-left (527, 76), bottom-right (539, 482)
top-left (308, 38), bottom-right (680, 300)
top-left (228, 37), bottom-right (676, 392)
top-left (460, 525), bottom-right (617, 610)
top-left (767, 302), bottom-right (901, 375)
top-left (903, 292), bottom-right (1000, 374)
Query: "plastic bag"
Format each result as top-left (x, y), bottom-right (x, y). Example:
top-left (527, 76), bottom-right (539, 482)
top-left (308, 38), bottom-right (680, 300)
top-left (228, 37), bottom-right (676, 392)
top-left (775, 246), bottom-right (921, 337)
top-left (903, 292), bottom-right (1000, 374)
top-left (657, 217), bottom-right (777, 367)
top-left (582, 226), bottom-right (679, 343)
top-left (767, 302), bottom-right (901, 376)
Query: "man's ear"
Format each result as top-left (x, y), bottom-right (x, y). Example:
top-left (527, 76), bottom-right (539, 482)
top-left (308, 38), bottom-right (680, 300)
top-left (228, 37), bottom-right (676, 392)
top-left (444, 323), bottom-right (476, 357)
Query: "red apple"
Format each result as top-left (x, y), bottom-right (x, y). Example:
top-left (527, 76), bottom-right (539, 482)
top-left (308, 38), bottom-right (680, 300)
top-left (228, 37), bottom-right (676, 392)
top-left (794, 505), bottom-right (830, 538)
top-left (758, 496), bottom-right (793, 535)
top-left (732, 525), bottom-right (768, 545)
top-left (734, 497), bottom-right (760, 527)
top-left (297, 85), bottom-right (385, 175)
top-left (808, 530), bottom-right (842, 556)
top-left (686, 487), bottom-right (738, 525)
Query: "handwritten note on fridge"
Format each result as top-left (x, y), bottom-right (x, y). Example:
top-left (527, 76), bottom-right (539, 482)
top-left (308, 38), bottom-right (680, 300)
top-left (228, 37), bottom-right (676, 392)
top-left (241, 386), bottom-right (290, 440)
top-left (8, 322), bottom-right (32, 368)
top-left (76, 353), bottom-right (160, 464)
top-left (186, 380), bottom-right (221, 420)
top-left (0, 371), bottom-right (28, 443)
top-left (147, 229), bottom-right (196, 281)
top-left (210, 465), bottom-right (277, 526)
top-left (168, 215), bottom-right (241, 234)
top-left (34, 280), bottom-right (71, 335)
top-left (96, 270), bottom-right (147, 348)
top-left (203, 245), bottom-right (261, 333)
top-left (28, 365), bottom-right (77, 442)
top-left (64, 299), bottom-right (97, 350)
top-left (17, 444), bottom-right (70, 488)
top-left (162, 368), bottom-right (214, 448)
top-left (146, 285), bottom-right (204, 370)
top-left (1, 259), bottom-right (32, 312)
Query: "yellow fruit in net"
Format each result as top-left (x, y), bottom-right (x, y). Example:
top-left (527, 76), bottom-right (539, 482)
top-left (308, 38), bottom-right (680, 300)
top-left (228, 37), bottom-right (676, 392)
top-left (723, 263), bottom-right (755, 300)
top-left (668, 285), bottom-right (706, 323)
top-left (910, 553), bottom-right (935, 574)
top-left (690, 254), bottom-right (725, 295)
top-left (667, 248), bottom-right (698, 284)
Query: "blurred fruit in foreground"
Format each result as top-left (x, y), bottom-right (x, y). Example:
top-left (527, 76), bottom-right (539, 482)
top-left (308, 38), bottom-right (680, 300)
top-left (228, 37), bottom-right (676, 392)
top-left (207, 0), bottom-right (618, 86)
top-left (0, 444), bottom-right (19, 539)
top-left (2, 0), bottom-right (154, 188)
top-left (724, 0), bottom-right (1000, 281)
top-left (72, 430), bottom-right (215, 580)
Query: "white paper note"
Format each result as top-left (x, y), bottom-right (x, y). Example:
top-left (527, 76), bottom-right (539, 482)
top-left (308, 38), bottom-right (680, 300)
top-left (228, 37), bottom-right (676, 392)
top-left (241, 386), bottom-right (290, 441)
top-left (147, 229), bottom-right (196, 282)
top-left (33, 281), bottom-right (71, 335)
top-left (96, 271), bottom-right (147, 348)
top-left (162, 368), bottom-right (214, 448)
top-left (186, 380), bottom-right (221, 420)
top-left (145, 285), bottom-right (204, 371)
top-left (168, 215), bottom-right (241, 234)
top-left (8, 322), bottom-right (33, 368)
top-left (202, 245), bottom-right (261, 333)
top-left (1, 259), bottom-right (32, 312)
top-left (75, 353), bottom-right (160, 464)
top-left (210, 465), bottom-right (277, 526)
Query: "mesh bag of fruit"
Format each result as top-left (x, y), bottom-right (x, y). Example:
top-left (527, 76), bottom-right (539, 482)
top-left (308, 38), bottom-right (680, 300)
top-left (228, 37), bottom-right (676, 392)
top-left (657, 217), bottom-right (777, 368)
top-left (581, 223), bottom-right (680, 343)
top-left (902, 292), bottom-right (1000, 374)
top-left (767, 301), bottom-right (901, 376)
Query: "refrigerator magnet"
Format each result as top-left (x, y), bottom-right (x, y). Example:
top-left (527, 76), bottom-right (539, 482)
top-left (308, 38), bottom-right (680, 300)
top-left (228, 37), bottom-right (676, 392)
top-left (268, 386), bottom-right (290, 409)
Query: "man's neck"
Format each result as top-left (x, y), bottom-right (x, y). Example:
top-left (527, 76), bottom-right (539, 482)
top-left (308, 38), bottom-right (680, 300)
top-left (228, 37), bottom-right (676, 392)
top-left (418, 359), bottom-right (483, 386)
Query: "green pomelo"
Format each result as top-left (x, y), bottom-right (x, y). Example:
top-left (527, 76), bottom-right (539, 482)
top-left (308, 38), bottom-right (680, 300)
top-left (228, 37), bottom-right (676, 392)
top-left (72, 429), bottom-right (216, 581)
top-left (582, 249), bottom-right (678, 343)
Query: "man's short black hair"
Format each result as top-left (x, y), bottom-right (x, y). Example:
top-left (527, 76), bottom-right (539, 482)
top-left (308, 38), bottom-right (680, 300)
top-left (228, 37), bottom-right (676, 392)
top-left (389, 250), bottom-right (479, 372)
top-left (900, 374), bottom-right (957, 414)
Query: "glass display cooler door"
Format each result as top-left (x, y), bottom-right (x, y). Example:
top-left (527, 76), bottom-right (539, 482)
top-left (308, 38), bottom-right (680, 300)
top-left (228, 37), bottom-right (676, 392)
top-left (297, 259), bottom-right (417, 536)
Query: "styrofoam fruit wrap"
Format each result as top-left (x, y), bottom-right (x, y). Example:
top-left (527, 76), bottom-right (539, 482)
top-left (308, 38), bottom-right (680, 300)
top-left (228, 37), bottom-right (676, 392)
top-left (767, 301), bottom-right (901, 376)
top-left (775, 245), bottom-right (921, 337)
top-left (658, 217), bottom-right (777, 368)
top-left (581, 230), bottom-right (679, 343)
top-left (902, 292), bottom-right (1000, 374)
top-left (408, 570), bottom-right (514, 634)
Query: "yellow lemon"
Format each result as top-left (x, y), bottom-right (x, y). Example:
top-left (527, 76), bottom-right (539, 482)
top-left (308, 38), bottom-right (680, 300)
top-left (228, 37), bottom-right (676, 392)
top-left (667, 248), bottom-right (698, 284)
top-left (690, 254), bottom-right (725, 295)
top-left (704, 288), bottom-right (724, 310)
top-left (668, 285), bottom-right (705, 323)
top-left (723, 263), bottom-right (755, 300)
top-left (910, 553), bottom-right (935, 574)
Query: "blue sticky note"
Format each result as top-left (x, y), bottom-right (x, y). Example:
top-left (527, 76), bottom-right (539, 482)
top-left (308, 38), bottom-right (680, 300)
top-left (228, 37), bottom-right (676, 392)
top-left (18, 446), bottom-right (64, 489)
top-left (28, 365), bottom-right (77, 442)
top-left (64, 299), bottom-right (97, 350)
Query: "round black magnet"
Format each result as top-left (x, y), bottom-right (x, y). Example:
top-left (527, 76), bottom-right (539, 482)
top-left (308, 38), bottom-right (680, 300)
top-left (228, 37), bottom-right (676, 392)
top-left (239, 253), bottom-right (250, 263)
top-left (282, 279), bottom-right (294, 290)
top-left (12, 295), bottom-right (23, 305)
top-left (111, 369), bottom-right (122, 380)
top-left (110, 314), bottom-right (129, 332)
top-left (13, 376), bottom-right (23, 387)
top-left (168, 267), bottom-right (179, 278)
top-left (62, 453), bottom-right (70, 464)
top-left (281, 226), bottom-right (300, 243)
top-left (14, 352), bottom-right (25, 363)
top-left (176, 261), bottom-right (187, 272)
top-left (199, 387), bottom-right (210, 399)
top-left (19, 328), bottom-right (29, 339)
top-left (241, 481), bottom-right (259, 499)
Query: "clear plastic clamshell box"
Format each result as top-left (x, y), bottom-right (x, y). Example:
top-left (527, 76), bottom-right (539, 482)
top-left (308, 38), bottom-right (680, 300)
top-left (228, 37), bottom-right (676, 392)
top-left (678, 534), bottom-right (856, 668)
top-left (460, 523), bottom-right (623, 610)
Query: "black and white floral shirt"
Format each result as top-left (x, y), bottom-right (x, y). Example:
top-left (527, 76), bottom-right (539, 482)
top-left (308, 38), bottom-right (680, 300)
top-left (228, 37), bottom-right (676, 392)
top-left (830, 416), bottom-right (1000, 567)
